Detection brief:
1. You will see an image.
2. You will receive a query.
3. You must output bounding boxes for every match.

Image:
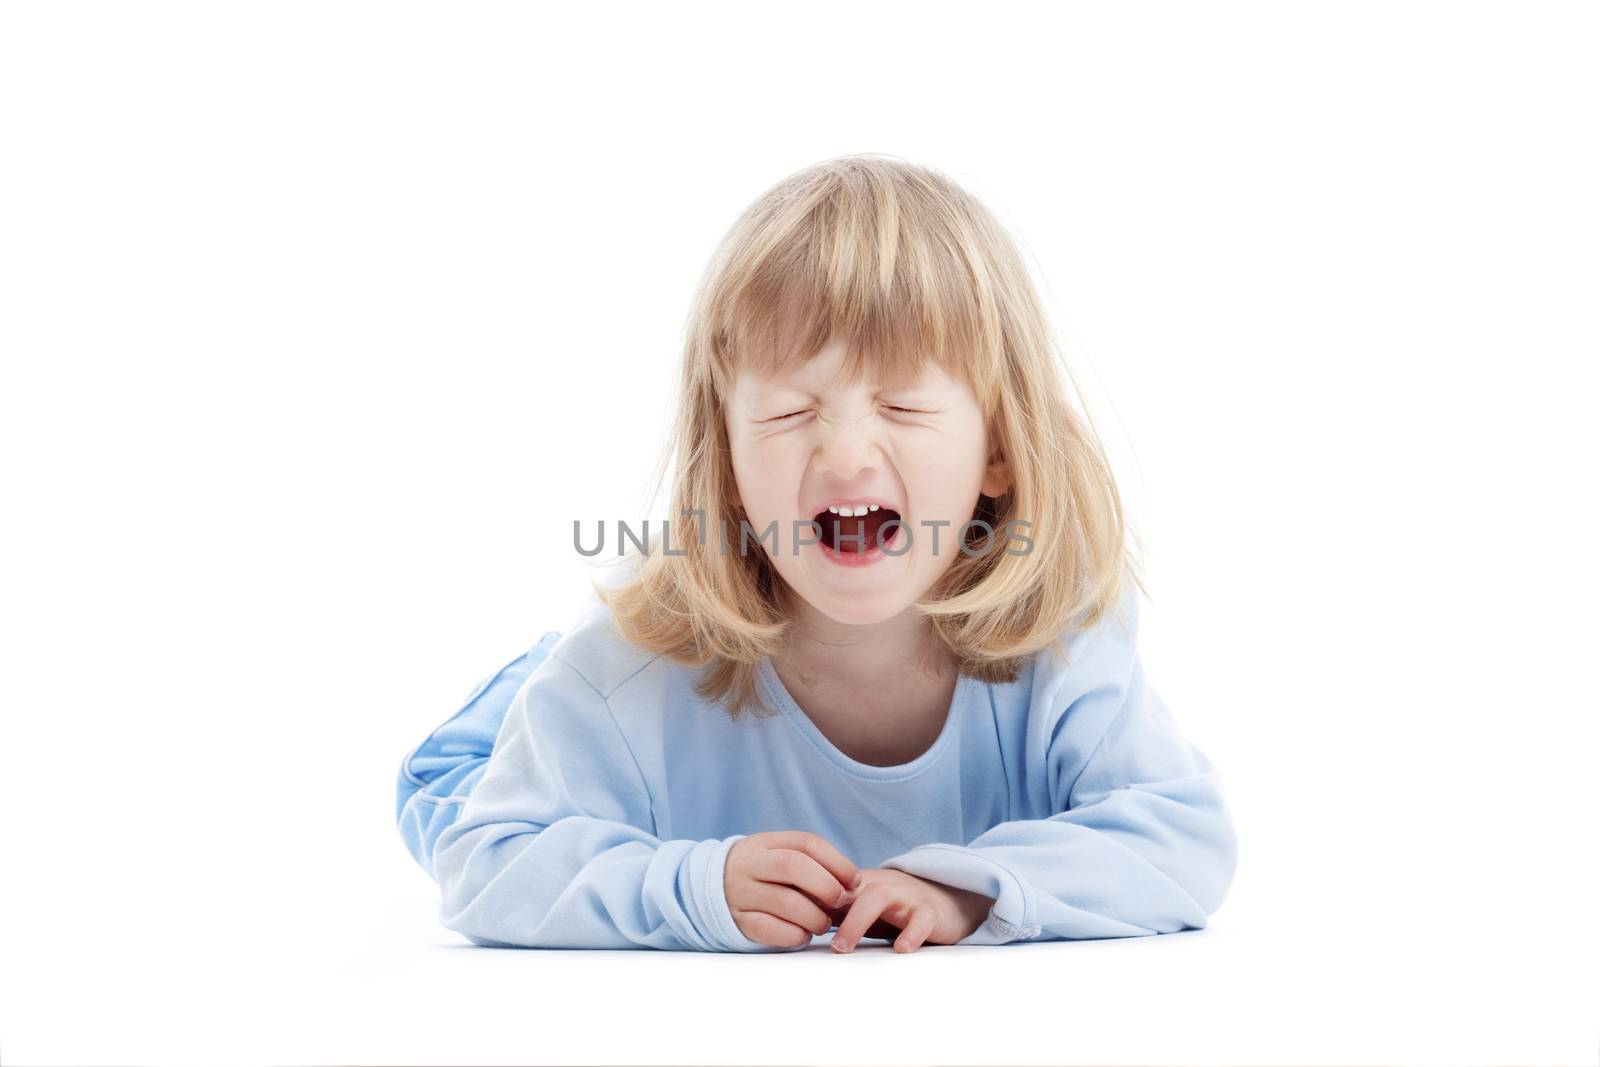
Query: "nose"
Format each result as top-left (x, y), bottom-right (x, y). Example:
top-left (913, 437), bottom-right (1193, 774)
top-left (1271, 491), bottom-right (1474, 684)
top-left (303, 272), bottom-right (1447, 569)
top-left (813, 410), bottom-right (881, 482)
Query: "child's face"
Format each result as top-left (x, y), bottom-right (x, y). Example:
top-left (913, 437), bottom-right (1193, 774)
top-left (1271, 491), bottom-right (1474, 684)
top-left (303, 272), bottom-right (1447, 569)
top-left (724, 337), bottom-right (1010, 627)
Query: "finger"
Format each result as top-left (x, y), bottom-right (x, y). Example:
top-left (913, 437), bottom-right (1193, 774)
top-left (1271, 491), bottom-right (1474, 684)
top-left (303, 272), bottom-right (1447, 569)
top-left (757, 848), bottom-right (854, 909)
top-left (736, 909), bottom-right (813, 949)
top-left (833, 889), bottom-right (900, 940)
top-left (831, 885), bottom-right (892, 953)
top-left (893, 909), bottom-right (936, 953)
top-left (743, 882), bottom-right (834, 936)
top-left (765, 832), bottom-right (860, 895)
top-left (822, 905), bottom-right (898, 940)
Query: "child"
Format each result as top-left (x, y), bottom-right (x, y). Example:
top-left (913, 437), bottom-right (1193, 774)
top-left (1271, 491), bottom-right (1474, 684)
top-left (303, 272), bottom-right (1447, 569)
top-left (395, 154), bottom-right (1238, 953)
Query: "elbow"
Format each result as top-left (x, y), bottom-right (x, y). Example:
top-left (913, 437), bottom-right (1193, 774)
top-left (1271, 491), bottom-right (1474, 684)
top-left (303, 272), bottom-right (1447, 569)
top-left (433, 869), bottom-right (480, 934)
top-left (427, 819), bottom-right (631, 950)
top-left (431, 852), bottom-right (482, 935)
top-left (430, 820), bottom-right (545, 943)
top-left (461, 932), bottom-right (516, 948)
top-left (1186, 800), bottom-right (1239, 918)
top-left (1164, 761), bottom-right (1239, 919)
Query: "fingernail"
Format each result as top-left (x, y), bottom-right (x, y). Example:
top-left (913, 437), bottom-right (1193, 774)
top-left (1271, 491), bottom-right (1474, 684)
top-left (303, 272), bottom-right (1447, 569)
top-left (835, 889), bottom-right (850, 907)
top-left (833, 938), bottom-right (853, 952)
top-left (851, 873), bottom-right (863, 888)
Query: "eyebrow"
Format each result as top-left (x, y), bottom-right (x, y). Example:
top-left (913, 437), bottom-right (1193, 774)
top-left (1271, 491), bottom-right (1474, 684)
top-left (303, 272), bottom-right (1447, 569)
top-left (749, 375), bottom-right (940, 397)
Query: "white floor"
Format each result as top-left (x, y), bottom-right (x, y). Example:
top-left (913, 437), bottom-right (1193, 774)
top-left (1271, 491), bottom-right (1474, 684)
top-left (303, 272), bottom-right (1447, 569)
top-left (4, 839), bottom-right (1594, 1066)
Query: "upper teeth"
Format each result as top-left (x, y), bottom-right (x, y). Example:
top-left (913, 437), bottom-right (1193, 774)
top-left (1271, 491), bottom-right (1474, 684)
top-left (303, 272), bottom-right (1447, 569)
top-left (827, 504), bottom-right (879, 515)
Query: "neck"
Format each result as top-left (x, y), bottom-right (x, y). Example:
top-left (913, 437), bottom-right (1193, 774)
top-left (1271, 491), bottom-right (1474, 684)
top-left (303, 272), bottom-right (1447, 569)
top-left (774, 587), bottom-right (953, 690)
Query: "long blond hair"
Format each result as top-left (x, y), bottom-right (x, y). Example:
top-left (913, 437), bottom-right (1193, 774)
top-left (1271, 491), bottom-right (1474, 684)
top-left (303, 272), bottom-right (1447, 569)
top-left (593, 153), bottom-right (1145, 719)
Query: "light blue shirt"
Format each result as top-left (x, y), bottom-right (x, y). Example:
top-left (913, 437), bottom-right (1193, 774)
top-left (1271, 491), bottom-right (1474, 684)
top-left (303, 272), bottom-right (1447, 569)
top-left (395, 576), bottom-right (1238, 951)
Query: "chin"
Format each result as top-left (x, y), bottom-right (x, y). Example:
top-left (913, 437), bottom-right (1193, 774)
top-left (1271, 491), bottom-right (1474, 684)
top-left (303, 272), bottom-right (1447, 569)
top-left (805, 587), bottom-right (909, 626)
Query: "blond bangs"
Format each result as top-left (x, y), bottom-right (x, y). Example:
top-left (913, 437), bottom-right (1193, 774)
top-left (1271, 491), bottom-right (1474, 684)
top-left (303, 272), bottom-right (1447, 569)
top-left (702, 163), bottom-right (1005, 422)
top-left (595, 153), bottom-right (1144, 720)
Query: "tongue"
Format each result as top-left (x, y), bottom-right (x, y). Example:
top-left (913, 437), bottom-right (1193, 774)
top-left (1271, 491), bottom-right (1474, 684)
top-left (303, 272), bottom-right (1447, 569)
top-left (823, 509), bottom-right (899, 552)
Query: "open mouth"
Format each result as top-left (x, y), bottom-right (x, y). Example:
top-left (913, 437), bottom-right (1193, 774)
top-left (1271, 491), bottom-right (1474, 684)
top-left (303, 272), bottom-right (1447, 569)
top-left (813, 507), bottom-right (902, 554)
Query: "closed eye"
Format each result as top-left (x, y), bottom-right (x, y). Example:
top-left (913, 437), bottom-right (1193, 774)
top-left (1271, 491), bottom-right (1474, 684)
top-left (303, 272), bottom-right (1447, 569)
top-left (763, 405), bottom-right (925, 423)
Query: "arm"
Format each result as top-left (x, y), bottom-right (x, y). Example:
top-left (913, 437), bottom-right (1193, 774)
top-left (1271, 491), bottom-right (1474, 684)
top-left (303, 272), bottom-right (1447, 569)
top-left (427, 650), bottom-right (782, 952)
top-left (394, 632), bottom-right (561, 878)
top-left (879, 590), bottom-right (1238, 946)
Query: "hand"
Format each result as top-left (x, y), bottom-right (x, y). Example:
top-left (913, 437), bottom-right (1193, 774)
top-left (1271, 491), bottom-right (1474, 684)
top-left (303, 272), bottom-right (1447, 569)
top-left (829, 868), bottom-right (995, 954)
top-left (724, 831), bottom-right (860, 948)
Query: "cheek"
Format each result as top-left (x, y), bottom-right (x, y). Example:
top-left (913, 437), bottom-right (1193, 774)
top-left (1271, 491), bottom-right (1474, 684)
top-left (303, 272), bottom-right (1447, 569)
top-left (944, 426), bottom-right (992, 493)
top-left (730, 432), bottom-right (772, 479)
top-left (905, 442), bottom-right (985, 506)
top-left (729, 439), bottom-right (795, 511)
top-left (742, 435), bottom-right (801, 471)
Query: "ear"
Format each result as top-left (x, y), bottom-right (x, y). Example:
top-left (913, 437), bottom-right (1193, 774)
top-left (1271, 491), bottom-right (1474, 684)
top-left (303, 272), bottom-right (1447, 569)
top-left (980, 444), bottom-right (1012, 499)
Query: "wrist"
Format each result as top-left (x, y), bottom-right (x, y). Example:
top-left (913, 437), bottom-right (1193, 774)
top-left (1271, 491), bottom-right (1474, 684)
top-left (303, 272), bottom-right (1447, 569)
top-left (946, 884), bottom-right (996, 939)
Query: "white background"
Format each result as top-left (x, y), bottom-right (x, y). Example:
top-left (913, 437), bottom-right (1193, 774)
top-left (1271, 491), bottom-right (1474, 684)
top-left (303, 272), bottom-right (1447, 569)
top-left (2, 2), bottom-right (1596, 1064)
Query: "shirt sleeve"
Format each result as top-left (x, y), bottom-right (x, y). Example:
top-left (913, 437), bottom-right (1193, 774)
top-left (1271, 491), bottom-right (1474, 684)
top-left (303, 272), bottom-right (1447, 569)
top-left (394, 632), bottom-right (561, 878)
top-left (428, 649), bottom-right (788, 953)
top-left (878, 586), bottom-right (1239, 946)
